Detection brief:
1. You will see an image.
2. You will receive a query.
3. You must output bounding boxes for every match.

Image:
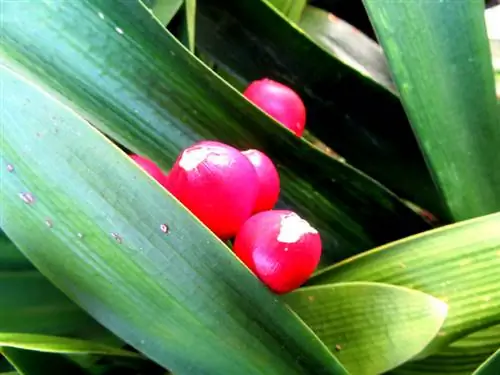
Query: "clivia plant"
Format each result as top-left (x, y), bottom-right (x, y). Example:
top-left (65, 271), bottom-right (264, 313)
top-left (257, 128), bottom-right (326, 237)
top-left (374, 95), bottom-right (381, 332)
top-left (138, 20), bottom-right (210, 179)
top-left (1, 1), bottom-right (500, 375)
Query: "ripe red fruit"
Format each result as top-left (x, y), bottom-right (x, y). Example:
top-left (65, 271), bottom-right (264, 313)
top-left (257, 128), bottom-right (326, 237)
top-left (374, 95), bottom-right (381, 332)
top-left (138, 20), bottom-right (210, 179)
top-left (241, 149), bottom-right (280, 213)
top-left (234, 210), bottom-right (322, 294)
top-left (164, 141), bottom-right (258, 239)
top-left (130, 154), bottom-right (166, 184)
top-left (243, 78), bottom-right (306, 137)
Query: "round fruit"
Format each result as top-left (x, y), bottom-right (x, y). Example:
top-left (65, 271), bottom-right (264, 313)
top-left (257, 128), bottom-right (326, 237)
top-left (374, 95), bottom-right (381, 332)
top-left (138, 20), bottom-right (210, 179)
top-left (130, 154), bottom-right (166, 184)
top-left (241, 149), bottom-right (280, 213)
top-left (164, 141), bottom-right (259, 239)
top-left (243, 78), bottom-right (306, 136)
top-left (233, 210), bottom-right (322, 294)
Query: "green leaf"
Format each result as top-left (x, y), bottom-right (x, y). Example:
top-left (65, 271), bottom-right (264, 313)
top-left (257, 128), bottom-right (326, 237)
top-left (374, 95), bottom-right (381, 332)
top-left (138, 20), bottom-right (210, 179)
top-left (0, 234), bottom-right (32, 271)
top-left (0, 66), bottom-right (346, 375)
top-left (473, 348), bottom-right (500, 375)
top-left (143, 0), bottom-right (184, 26)
top-left (195, 0), bottom-right (443, 217)
top-left (299, 6), bottom-right (395, 92)
top-left (309, 212), bottom-right (500, 350)
top-left (185, 0), bottom-right (196, 52)
top-left (0, 271), bottom-right (98, 336)
top-left (392, 324), bottom-right (500, 374)
top-left (363, 0), bottom-right (500, 221)
top-left (0, 0), bottom-right (431, 265)
top-left (267, 0), bottom-right (307, 23)
top-left (283, 282), bottom-right (447, 375)
top-left (0, 334), bottom-right (137, 358)
top-left (1, 348), bottom-right (86, 375)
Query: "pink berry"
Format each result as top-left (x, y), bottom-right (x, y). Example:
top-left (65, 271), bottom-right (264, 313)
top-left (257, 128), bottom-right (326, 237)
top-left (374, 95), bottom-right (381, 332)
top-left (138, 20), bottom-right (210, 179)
top-left (243, 78), bottom-right (306, 137)
top-left (241, 149), bottom-right (280, 213)
top-left (234, 210), bottom-right (322, 294)
top-left (164, 141), bottom-right (259, 239)
top-left (130, 154), bottom-right (166, 184)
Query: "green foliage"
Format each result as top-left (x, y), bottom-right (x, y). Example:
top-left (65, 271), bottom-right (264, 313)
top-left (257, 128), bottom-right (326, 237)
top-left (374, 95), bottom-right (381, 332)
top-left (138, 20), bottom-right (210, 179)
top-left (0, 0), bottom-right (499, 374)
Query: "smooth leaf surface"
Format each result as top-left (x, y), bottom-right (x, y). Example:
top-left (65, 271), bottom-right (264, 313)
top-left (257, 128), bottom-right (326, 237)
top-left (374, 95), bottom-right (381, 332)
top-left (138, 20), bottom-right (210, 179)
top-left (1, 348), bottom-right (86, 375)
top-left (284, 282), bottom-right (447, 375)
top-left (363, 0), bottom-right (500, 221)
top-left (0, 66), bottom-right (346, 375)
top-left (310, 212), bottom-right (500, 349)
top-left (0, 333), bottom-right (137, 358)
top-left (299, 6), bottom-right (395, 92)
top-left (473, 348), bottom-right (500, 375)
top-left (0, 0), bottom-right (431, 264)
top-left (195, 0), bottom-right (443, 216)
top-left (0, 271), bottom-right (98, 336)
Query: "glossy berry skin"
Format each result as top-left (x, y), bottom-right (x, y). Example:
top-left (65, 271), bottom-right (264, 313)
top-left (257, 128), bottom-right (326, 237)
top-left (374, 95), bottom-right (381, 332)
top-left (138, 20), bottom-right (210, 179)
top-left (164, 141), bottom-right (258, 239)
top-left (234, 210), bottom-right (322, 294)
top-left (241, 149), bottom-right (280, 213)
top-left (243, 78), bottom-right (306, 137)
top-left (130, 154), bottom-right (166, 185)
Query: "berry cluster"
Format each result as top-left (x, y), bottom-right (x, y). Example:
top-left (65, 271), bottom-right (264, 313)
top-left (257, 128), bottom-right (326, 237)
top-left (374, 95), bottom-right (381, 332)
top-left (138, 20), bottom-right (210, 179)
top-left (129, 79), bottom-right (321, 294)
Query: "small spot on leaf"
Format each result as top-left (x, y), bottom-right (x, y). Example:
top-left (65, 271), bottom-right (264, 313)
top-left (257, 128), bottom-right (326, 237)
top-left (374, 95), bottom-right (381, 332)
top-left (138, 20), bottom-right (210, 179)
top-left (19, 192), bottom-right (35, 204)
top-left (111, 232), bottom-right (122, 243)
top-left (160, 224), bottom-right (169, 234)
top-left (45, 219), bottom-right (53, 228)
top-left (6, 164), bottom-right (14, 172)
top-left (335, 344), bottom-right (342, 351)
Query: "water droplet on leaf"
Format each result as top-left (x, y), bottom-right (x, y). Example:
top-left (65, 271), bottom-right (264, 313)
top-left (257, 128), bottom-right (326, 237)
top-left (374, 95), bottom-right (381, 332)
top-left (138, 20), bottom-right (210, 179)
top-left (160, 224), bottom-right (169, 234)
top-left (45, 219), bottom-right (53, 228)
top-left (6, 164), bottom-right (14, 172)
top-left (19, 192), bottom-right (35, 204)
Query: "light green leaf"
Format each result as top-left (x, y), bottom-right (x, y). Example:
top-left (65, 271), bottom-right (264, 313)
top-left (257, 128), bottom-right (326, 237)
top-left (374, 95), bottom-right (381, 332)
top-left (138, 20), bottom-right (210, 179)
top-left (267, 0), bottom-right (307, 23)
top-left (283, 282), bottom-right (447, 375)
top-left (0, 0), bottom-right (431, 265)
top-left (0, 65), bottom-right (346, 375)
top-left (143, 0), bottom-right (184, 26)
top-left (185, 0), bottom-right (196, 52)
top-left (310, 212), bottom-right (500, 350)
top-left (363, 0), bottom-right (500, 221)
top-left (0, 333), bottom-right (137, 358)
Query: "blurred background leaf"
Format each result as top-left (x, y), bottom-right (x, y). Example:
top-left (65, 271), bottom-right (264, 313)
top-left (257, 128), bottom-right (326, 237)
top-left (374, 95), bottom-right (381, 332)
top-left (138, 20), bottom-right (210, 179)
top-left (363, 0), bottom-right (500, 221)
top-left (284, 282), bottom-right (447, 374)
top-left (472, 348), bottom-right (500, 375)
top-left (0, 64), bottom-right (346, 374)
top-left (298, 5), bottom-right (395, 93)
top-left (267, 0), bottom-right (307, 23)
top-left (0, 0), bottom-right (431, 266)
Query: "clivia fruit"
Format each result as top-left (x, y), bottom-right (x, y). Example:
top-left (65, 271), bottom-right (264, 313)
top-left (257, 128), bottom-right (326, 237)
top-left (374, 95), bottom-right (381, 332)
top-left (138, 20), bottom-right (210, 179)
top-left (234, 210), bottom-right (322, 294)
top-left (241, 149), bottom-right (280, 213)
top-left (164, 141), bottom-right (259, 240)
top-left (130, 154), bottom-right (167, 185)
top-left (243, 78), bottom-right (306, 137)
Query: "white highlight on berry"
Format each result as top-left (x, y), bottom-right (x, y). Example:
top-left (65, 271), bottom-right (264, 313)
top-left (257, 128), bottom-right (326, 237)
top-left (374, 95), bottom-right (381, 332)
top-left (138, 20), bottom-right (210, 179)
top-left (277, 213), bottom-right (317, 243)
top-left (179, 146), bottom-right (230, 171)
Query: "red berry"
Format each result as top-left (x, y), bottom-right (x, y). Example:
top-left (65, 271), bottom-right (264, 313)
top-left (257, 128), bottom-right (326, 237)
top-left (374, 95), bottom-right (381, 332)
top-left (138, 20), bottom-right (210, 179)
top-left (234, 210), bottom-right (321, 294)
top-left (241, 149), bottom-right (280, 213)
top-left (243, 78), bottom-right (306, 137)
top-left (165, 141), bottom-right (258, 239)
top-left (130, 154), bottom-right (166, 184)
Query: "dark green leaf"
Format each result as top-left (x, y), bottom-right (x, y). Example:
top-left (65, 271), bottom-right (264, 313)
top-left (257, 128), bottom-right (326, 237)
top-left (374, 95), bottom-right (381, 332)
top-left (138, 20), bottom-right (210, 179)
top-left (363, 0), bottom-right (500, 221)
top-left (0, 0), bottom-right (431, 264)
top-left (0, 65), bottom-right (346, 375)
top-left (0, 271), bottom-right (98, 336)
top-left (299, 6), bottom-right (395, 92)
top-left (309, 212), bottom-right (500, 350)
top-left (283, 282), bottom-right (447, 374)
top-left (472, 348), bottom-right (500, 375)
top-left (1, 348), bottom-right (86, 375)
top-left (195, 0), bottom-right (444, 217)
top-left (0, 234), bottom-right (32, 271)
